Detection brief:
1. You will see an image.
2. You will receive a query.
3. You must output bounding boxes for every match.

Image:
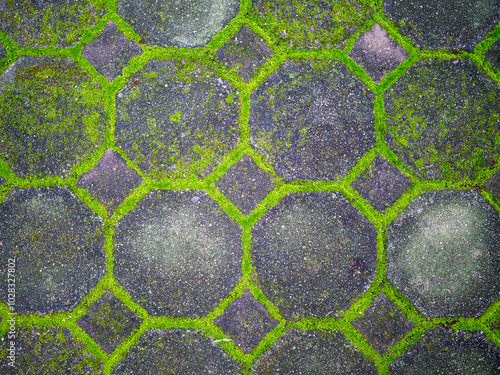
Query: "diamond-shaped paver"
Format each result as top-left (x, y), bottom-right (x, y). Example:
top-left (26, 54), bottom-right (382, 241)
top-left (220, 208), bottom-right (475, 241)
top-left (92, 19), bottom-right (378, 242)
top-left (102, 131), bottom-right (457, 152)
top-left (250, 59), bottom-right (375, 181)
top-left (485, 169), bottom-right (500, 203)
top-left (349, 24), bottom-right (408, 82)
top-left (351, 155), bottom-right (411, 213)
top-left (77, 149), bottom-right (142, 214)
top-left (114, 190), bottom-right (242, 316)
top-left (215, 25), bottom-right (272, 83)
top-left (352, 293), bottom-right (414, 355)
top-left (384, 0), bottom-right (500, 51)
top-left (0, 187), bottom-right (105, 314)
top-left (78, 291), bottom-right (142, 354)
top-left (82, 21), bottom-right (142, 82)
top-left (116, 59), bottom-right (239, 179)
top-left (390, 329), bottom-right (500, 374)
top-left (118, 0), bottom-right (240, 48)
top-left (114, 329), bottom-right (240, 374)
top-left (486, 39), bottom-right (500, 70)
top-left (214, 289), bottom-right (279, 354)
top-left (387, 189), bottom-right (500, 317)
top-left (252, 192), bottom-right (377, 318)
top-left (216, 156), bottom-right (274, 215)
top-left (384, 58), bottom-right (500, 182)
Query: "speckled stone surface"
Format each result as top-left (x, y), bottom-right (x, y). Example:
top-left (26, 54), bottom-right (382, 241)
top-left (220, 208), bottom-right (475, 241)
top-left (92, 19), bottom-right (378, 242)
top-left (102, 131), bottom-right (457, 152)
top-left (486, 39), bottom-right (500, 70)
top-left (0, 43), bottom-right (5, 61)
top-left (485, 169), bottom-right (500, 203)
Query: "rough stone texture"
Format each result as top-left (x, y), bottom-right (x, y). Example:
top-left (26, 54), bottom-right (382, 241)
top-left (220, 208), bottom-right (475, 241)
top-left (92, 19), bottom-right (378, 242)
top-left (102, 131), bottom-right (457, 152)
top-left (82, 21), bottom-right (142, 82)
top-left (252, 192), bottom-right (377, 318)
top-left (0, 56), bottom-right (107, 178)
top-left (215, 25), bottom-right (272, 83)
top-left (0, 187), bottom-right (105, 314)
top-left (384, 58), bottom-right (500, 182)
top-left (485, 39), bottom-right (500, 70)
top-left (78, 291), bottom-right (142, 354)
top-left (252, 328), bottom-right (378, 374)
top-left (250, 59), bottom-right (375, 181)
top-left (0, 0), bottom-right (105, 48)
top-left (117, 0), bottom-right (240, 48)
top-left (387, 189), bottom-right (500, 317)
top-left (114, 190), bottom-right (242, 316)
top-left (216, 156), bottom-right (274, 215)
top-left (0, 327), bottom-right (103, 374)
top-left (252, 0), bottom-right (373, 49)
top-left (390, 328), bottom-right (500, 374)
top-left (77, 149), bottom-right (142, 214)
top-left (484, 169), bottom-right (500, 203)
top-left (214, 289), bottom-right (279, 354)
top-left (0, 43), bottom-right (5, 60)
top-left (383, 0), bottom-right (500, 51)
top-left (116, 59), bottom-right (240, 179)
top-left (351, 293), bottom-right (414, 355)
top-left (351, 155), bottom-right (411, 213)
top-left (349, 24), bottom-right (408, 82)
top-left (114, 328), bottom-right (240, 374)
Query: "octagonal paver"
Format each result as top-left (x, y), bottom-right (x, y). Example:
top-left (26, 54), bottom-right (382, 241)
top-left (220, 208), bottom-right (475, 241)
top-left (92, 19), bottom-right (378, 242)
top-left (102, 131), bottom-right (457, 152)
top-left (252, 192), bottom-right (377, 318)
top-left (384, 58), bottom-right (500, 182)
top-left (250, 59), bottom-right (375, 181)
top-left (383, 0), bottom-right (500, 51)
top-left (0, 56), bottom-right (107, 178)
top-left (114, 190), bottom-right (242, 316)
top-left (116, 59), bottom-right (239, 179)
top-left (387, 189), bottom-right (500, 317)
top-left (0, 187), bottom-right (106, 314)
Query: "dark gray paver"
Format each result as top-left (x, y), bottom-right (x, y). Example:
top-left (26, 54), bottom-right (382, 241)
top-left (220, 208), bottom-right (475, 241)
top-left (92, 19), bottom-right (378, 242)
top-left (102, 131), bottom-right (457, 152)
top-left (117, 0), bottom-right (240, 48)
top-left (114, 190), bottom-right (242, 316)
top-left (0, 327), bottom-right (103, 374)
top-left (116, 59), bottom-right (239, 179)
top-left (216, 156), bottom-right (274, 215)
top-left (250, 59), bottom-right (375, 181)
top-left (390, 328), bottom-right (500, 374)
top-left (214, 289), bottom-right (279, 354)
top-left (349, 24), bottom-right (408, 82)
top-left (78, 291), bottom-right (142, 354)
top-left (252, 328), bottom-right (378, 374)
top-left (114, 328), bottom-right (240, 374)
top-left (0, 187), bottom-right (105, 314)
top-left (384, 58), bottom-right (500, 182)
top-left (82, 21), bottom-right (142, 82)
top-left (0, 56), bottom-right (107, 178)
top-left (0, 42), bottom-right (5, 60)
top-left (77, 149), bottom-right (142, 214)
top-left (387, 189), bottom-right (500, 317)
top-left (383, 0), bottom-right (500, 51)
top-left (252, 192), bottom-right (377, 318)
top-left (485, 168), bottom-right (500, 203)
top-left (486, 39), bottom-right (500, 70)
top-left (351, 293), bottom-right (414, 355)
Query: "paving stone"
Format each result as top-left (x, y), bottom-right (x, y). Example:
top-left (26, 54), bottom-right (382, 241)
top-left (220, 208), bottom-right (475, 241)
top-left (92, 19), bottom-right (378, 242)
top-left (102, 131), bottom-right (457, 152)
top-left (114, 190), bottom-right (242, 316)
top-left (384, 58), bottom-right (500, 182)
top-left (349, 24), bottom-right (408, 82)
top-left (216, 156), bottom-right (274, 215)
top-left (114, 328), bottom-right (240, 374)
top-left (383, 0), bottom-right (500, 51)
top-left (215, 25), bottom-right (272, 83)
top-left (0, 187), bottom-right (105, 314)
top-left (0, 326), bottom-right (103, 374)
top-left (82, 21), bottom-right (142, 82)
top-left (116, 59), bottom-right (239, 179)
top-left (0, 56), bottom-right (107, 178)
top-left (78, 291), bottom-right (142, 354)
top-left (252, 328), bottom-right (378, 374)
top-left (485, 39), bottom-right (500, 70)
top-left (214, 289), bottom-right (279, 354)
top-left (484, 168), bottom-right (500, 203)
top-left (252, 192), bottom-right (377, 318)
top-left (387, 189), bottom-right (500, 317)
top-left (252, 0), bottom-right (373, 49)
top-left (390, 328), bottom-right (500, 374)
top-left (117, 0), bottom-right (240, 48)
top-left (77, 149), bottom-right (142, 214)
top-left (0, 43), bottom-right (5, 60)
top-left (0, 0), bottom-right (105, 48)
top-left (351, 155), bottom-right (411, 213)
top-left (352, 293), bottom-right (414, 355)
top-left (250, 59), bottom-right (375, 181)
